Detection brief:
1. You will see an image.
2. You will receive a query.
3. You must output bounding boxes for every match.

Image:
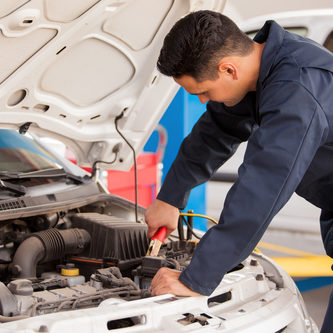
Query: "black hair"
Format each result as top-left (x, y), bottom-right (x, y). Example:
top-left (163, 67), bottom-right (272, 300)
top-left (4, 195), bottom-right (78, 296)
top-left (157, 10), bottom-right (253, 81)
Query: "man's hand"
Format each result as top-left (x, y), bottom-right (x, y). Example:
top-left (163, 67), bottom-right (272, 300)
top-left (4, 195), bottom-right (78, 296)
top-left (150, 267), bottom-right (201, 297)
top-left (145, 199), bottom-right (179, 239)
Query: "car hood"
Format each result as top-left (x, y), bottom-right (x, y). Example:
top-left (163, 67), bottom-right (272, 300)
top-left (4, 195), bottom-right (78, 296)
top-left (0, 0), bottom-right (225, 170)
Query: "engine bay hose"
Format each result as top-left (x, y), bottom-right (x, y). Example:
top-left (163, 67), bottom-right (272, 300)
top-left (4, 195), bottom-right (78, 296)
top-left (11, 228), bottom-right (91, 279)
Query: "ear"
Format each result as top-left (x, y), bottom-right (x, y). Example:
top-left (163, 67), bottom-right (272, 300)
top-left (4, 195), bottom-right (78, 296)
top-left (218, 62), bottom-right (238, 80)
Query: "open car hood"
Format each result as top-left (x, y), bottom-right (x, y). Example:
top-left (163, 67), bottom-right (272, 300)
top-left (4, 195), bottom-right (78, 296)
top-left (0, 0), bottom-right (225, 170)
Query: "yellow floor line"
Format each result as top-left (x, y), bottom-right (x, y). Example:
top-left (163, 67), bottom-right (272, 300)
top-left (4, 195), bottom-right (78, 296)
top-left (257, 242), bottom-right (333, 277)
top-left (258, 241), bottom-right (314, 257)
top-left (273, 255), bottom-right (333, 277)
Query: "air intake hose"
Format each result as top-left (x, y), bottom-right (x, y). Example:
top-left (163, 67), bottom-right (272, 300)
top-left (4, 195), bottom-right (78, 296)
top-left (11, 228), bottom-right (90, 279)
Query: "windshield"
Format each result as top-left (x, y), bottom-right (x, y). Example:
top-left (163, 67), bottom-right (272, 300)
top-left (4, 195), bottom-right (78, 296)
top-left (0, 129), bottom-right (61, 173)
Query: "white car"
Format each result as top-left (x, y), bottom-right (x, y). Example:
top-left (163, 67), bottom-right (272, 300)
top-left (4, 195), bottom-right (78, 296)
top-left (240, 8), bottom-right (333, 50)
top-left (0, 1), bottom-right (318, 332)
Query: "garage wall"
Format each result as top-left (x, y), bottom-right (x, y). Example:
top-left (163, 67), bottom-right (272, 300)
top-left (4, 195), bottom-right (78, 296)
top-left (224, 0), bottom-right (333, 22)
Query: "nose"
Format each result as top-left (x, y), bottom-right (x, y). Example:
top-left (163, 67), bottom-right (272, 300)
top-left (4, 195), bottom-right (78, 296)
top-left (198, 95), bottom-right (209, 104)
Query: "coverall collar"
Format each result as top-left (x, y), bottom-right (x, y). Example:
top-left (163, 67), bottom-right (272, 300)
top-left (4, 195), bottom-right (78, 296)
top-left (254, 20), bottom-right (285, 87)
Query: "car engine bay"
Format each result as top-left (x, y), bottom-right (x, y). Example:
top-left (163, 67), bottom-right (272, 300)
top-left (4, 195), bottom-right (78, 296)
top-left (0, 203), bottom-right (197, 320)
top-left (0, 195), bottom-right (316, 333)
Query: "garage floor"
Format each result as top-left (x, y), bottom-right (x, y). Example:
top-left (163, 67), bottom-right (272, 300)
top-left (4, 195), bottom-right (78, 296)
top-left (300, 283), bottom-right (331, 328)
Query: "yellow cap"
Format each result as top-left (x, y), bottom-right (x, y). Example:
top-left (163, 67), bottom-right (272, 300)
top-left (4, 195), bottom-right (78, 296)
top-left (61, 267), bottom-right (79, 276)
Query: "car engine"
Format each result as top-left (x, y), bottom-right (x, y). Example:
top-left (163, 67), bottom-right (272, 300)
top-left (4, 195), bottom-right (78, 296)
top-left (0, 208), bottom-right (196, 320)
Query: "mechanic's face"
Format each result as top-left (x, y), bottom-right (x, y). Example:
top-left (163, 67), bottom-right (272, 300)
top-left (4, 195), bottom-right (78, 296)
top-left (174, 65), bottom-right (248, 106)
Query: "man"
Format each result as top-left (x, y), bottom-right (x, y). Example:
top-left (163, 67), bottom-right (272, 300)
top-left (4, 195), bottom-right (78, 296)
top-left (145, 10), bottom-right (333, 331)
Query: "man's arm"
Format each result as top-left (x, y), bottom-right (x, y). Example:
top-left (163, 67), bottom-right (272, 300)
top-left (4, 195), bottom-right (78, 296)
top-left (157, 93), bottom-right (255, 209)
top-left (145, 93), bottom-right (255, 238)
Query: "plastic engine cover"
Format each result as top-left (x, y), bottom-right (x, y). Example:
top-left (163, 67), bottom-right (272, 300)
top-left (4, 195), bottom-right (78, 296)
top-left (70, 213), bottom-right (149, 261)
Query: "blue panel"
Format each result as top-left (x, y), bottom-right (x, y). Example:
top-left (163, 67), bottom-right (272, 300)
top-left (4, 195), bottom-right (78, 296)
top-left (145, 88), bottom-right (208, 230)
top-left (294, 277), bottom-right (333, 292)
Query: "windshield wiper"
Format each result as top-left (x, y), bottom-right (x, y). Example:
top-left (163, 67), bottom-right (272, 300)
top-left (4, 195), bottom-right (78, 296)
top-left (0, 169), bottom-right (87, 184)
top-left (0, 179), bottom-right (26, 196)
top-left (0, 168), bottom-right (67, 179)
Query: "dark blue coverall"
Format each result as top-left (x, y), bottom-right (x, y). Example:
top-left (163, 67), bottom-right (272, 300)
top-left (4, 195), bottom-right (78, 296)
top-left (157, 20), bottom-right (333, 331)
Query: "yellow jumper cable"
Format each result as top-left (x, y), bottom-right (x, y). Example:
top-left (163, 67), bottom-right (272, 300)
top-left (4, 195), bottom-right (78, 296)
top-left (179, 212), bottom-right (261, 253)
top-left (179, 212), bottom-right (218, 225)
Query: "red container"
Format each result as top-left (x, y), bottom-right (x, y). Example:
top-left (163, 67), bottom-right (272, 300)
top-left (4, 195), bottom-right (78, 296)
top-left (107, 153), bottom-right (159, 208)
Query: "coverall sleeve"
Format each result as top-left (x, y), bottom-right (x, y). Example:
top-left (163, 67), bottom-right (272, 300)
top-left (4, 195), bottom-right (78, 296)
top-left (178, 81), bottom-right (329, 295)
top-left (157, 93), bottom-right (255, 209)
